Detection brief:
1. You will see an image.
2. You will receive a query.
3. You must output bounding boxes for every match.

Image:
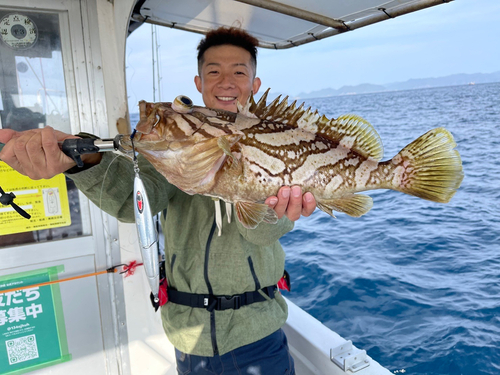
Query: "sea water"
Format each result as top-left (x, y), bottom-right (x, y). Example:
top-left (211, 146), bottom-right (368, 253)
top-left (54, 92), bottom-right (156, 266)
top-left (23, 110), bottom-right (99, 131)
top-left (282, 83), bottom-right (500, 375)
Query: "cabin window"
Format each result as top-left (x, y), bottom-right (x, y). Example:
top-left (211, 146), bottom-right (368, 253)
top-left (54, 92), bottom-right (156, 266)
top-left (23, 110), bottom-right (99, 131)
top-left (0, 9), bottom-right (90, 246)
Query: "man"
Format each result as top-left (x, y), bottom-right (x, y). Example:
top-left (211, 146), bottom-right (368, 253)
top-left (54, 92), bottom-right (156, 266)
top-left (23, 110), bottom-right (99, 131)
top-left (0, 27), bottom-right (316, 374)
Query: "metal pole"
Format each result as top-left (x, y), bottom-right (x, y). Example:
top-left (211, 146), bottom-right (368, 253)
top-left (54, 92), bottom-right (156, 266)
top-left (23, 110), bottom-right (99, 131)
top-left (233, 0), bottom-right (348, 30)
top-left (151, 24), bottom-right (156, 101)
top-left (133, 0), bottom-right (453, 50)
top-left (155, 26), bottom-right (162, 101)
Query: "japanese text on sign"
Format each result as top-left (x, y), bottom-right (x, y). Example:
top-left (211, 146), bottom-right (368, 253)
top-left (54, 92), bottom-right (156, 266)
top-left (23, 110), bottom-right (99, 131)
top-left (0, 162), bottom-right (71, 235)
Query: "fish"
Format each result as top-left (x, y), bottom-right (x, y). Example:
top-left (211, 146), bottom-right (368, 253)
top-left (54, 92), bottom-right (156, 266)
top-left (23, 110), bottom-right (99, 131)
top-left (120, 89), bottom-right (464, 229)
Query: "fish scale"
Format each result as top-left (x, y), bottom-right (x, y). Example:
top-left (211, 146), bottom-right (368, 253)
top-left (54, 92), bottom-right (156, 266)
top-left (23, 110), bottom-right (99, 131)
top-left (120, 89), bottom-right (464, 229)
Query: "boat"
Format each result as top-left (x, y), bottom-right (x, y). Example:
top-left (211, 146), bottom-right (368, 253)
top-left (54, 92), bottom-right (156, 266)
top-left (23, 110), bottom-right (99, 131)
top-left (0, 1), bottom-right (453, 374)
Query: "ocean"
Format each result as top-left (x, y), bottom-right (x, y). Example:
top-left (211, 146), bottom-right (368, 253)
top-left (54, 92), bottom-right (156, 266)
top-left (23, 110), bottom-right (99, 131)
top-left (281, 83), bottom-right (500, 375)
top-left (130, 82), bottom-right (500, 374)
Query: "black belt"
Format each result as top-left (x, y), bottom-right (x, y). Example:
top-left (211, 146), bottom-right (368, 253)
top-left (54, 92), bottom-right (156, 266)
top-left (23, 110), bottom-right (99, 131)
top-left (167, 285), bottom-right (278, 311)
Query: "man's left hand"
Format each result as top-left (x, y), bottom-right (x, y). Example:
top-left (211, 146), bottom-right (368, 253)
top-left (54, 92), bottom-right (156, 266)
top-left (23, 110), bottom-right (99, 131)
top-left (265, 186), bottom-right (316, 222)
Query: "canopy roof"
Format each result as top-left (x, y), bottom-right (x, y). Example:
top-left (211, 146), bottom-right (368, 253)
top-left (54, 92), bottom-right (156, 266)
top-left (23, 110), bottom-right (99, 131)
top-left (130, 0), bottom-right (452, 49)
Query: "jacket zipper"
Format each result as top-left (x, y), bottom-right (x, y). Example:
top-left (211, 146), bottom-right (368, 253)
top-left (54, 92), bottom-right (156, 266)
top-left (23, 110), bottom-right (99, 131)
top-left (204, 219), bottom-right (218, 355)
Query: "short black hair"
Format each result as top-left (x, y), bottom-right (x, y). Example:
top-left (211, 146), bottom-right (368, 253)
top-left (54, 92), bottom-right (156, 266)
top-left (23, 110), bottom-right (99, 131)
top-left (197, 26), bottom-right (259, 76)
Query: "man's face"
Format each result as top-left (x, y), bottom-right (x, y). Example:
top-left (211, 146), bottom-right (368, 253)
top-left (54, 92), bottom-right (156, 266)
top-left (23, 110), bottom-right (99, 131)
top-left (195, 44), bottom-right (261, 112)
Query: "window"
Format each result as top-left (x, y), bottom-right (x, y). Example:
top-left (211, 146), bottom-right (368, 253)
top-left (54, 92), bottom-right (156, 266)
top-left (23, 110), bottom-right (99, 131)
top-left (0, 9), bottom-right (90, 246)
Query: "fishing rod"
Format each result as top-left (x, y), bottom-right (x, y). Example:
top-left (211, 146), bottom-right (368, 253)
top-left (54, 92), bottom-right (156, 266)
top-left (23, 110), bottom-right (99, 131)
top-left (0, 136), bottom-right (127, 167)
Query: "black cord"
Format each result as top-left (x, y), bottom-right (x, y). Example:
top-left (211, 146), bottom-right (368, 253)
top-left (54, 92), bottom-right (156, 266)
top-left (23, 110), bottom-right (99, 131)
top-left (0, 185), bottom-right (31, 219)
top-left (130, 129), bottom-right (138, 162)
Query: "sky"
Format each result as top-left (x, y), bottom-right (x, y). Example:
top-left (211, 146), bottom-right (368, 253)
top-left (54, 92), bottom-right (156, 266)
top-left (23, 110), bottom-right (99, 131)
top-left (125, 0), bottom-right (500, 114)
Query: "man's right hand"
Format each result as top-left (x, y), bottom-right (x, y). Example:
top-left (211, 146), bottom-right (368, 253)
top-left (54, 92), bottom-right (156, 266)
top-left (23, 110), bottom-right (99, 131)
top-left (0, 126), bottom-right (101, 180)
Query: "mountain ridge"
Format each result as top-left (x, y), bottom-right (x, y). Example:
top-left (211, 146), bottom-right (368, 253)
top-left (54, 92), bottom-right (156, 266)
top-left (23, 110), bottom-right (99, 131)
top-left (287, 71), bottom-right (500, 99)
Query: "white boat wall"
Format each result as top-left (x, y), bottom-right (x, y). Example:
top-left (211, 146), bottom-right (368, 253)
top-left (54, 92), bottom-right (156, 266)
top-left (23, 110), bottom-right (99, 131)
top-left (0, 0), bottom-right (452, 374)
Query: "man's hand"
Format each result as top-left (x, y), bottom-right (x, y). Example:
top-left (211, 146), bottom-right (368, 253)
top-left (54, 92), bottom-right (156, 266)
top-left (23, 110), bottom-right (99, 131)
top-left (0, 126), bottom-right (100, 180)
top-left (265, 186), bottom-right (316, 222)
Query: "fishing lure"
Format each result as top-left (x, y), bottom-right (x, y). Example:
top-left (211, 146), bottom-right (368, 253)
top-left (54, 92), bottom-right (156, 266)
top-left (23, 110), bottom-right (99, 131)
top-left (130, 130), bottom-right (160, 304)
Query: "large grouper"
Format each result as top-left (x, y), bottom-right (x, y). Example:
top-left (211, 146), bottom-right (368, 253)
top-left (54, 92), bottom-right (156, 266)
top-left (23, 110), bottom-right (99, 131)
top-left (120, 90), bottom-right (464, 229)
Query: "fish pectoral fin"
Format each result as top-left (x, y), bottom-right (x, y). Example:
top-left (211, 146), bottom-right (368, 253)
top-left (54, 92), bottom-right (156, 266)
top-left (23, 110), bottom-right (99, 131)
top-left (217, 135), bottom-right (236, 156)
top-left (235, 201), bottom-right (278, 229)
top-left (179, 138), bottom-right (228, 186)
top-left (227, 157), bottom-right (243, 177)
top-left (317, 194), bottom-right (373, 217)
top-left (217, 135), bottom-right (243, 176)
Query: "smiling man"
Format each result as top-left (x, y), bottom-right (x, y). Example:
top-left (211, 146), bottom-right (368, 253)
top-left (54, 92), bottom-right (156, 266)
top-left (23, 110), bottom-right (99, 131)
top-left (0, 26), bottom-right (315, 375)
top-left (195, 43), bottom-right (261, 112)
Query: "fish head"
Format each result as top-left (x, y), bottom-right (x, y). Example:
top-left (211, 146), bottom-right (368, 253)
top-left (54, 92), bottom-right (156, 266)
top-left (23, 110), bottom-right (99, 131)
top-left (118, 96), bottom-right (244, 194)
top-left (123, 95), bottom-right (240, 151)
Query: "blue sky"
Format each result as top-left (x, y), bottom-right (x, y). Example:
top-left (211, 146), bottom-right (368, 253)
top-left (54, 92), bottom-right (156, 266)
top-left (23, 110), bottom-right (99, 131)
top-left (125, 0), bottom-right (500, 113)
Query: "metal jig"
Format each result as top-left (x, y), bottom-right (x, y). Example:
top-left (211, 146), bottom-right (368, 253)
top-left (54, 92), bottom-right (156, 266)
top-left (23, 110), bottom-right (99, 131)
top-left (130, 130), bottom-right (160, 303)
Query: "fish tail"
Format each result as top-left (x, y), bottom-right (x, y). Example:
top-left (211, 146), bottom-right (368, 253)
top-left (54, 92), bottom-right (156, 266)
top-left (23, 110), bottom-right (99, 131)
top-left (388, 127), bottom-right (463, 203)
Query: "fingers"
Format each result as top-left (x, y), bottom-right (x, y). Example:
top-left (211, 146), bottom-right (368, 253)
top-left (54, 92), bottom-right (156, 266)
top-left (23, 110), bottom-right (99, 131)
top-left (301, 192), bottom-right (316, 217)
top-left (285, 186), bottom-right (304, 221)
top-left (0, 130), bottom-right (26, 175)
top-left (12, 130), bottom-right (48, 179)
top-left (0, 127), bottom-right (77, 179)
top-left (41, 127), bottom-right (72, 170)
top-left (265, 186), bottom-right (288, 219)
top-left (0, 129), bottom-right (19, 145)
top-left (266, 186), bottom-right (317, 222)
top-left (0, 129), bottom-right (21, 163)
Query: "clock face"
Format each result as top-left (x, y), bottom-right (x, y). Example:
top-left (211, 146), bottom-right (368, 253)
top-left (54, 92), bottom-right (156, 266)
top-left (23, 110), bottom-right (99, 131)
top-left (0, 13), bottom-right (38, 50)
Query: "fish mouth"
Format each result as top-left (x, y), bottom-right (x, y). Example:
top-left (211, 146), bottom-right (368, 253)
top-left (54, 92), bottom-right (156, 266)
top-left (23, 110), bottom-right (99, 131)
top-left (133, 132), bottom-right (160, 141)
top-left (118, 132), bottom-right (164, 151)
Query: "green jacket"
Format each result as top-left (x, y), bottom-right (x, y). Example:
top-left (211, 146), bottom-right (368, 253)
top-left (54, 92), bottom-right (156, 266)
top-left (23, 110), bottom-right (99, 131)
top-left (67, 152), bottom-right (294, 356)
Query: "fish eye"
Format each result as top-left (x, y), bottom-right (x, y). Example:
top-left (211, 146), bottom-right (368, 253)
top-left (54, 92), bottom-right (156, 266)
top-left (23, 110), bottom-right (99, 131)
top-left (172, 95), bottom-right (193, 113)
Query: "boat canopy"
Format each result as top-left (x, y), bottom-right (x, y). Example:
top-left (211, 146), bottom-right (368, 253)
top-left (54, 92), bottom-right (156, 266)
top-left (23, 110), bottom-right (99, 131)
top-left (129, 0), bottom-right (453, 49)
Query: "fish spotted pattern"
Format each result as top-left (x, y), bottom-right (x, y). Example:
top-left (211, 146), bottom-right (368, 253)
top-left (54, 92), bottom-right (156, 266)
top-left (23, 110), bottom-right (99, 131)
top-left (121, 89), bottom-right (464, 229)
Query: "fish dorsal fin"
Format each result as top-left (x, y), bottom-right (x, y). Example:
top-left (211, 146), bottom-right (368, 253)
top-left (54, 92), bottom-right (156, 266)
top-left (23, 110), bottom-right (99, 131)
top-left (250, 88), bottom-right (270, 117)
top-left (235, 201), bottom-right (278, 229)
top-left (237, 92), bottom-right (258, 118)
top-left (246, 89), bottom-right (384, 161)
top-left (237, 89), bottom-right (274, 119)
top-left (327, 114), bottom-right (384, 161)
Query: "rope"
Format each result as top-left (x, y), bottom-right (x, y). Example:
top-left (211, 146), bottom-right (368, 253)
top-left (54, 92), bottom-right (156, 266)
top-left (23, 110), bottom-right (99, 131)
top-left (0, 261), bottom-right (143, 295)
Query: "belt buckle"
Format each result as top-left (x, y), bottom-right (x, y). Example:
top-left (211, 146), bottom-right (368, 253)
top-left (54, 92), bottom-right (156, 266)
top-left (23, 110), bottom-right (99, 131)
top-left (217, 295), bottom-right (241, 310)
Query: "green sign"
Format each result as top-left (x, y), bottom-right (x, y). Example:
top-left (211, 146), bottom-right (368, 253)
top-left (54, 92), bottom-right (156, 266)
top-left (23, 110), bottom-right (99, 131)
top-left (0, 266), bottom-right (71, 374)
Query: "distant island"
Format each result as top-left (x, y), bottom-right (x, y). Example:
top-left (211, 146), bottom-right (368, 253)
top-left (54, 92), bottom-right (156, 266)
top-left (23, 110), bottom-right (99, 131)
top-left (271, 71), bottom-right (500, 100)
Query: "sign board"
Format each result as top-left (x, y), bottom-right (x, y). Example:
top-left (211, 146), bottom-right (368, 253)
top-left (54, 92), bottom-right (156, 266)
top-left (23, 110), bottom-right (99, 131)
top-left (0, 162), bottom-right (71, 235)
top-left (0, 266), bottom-right (71, 374)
